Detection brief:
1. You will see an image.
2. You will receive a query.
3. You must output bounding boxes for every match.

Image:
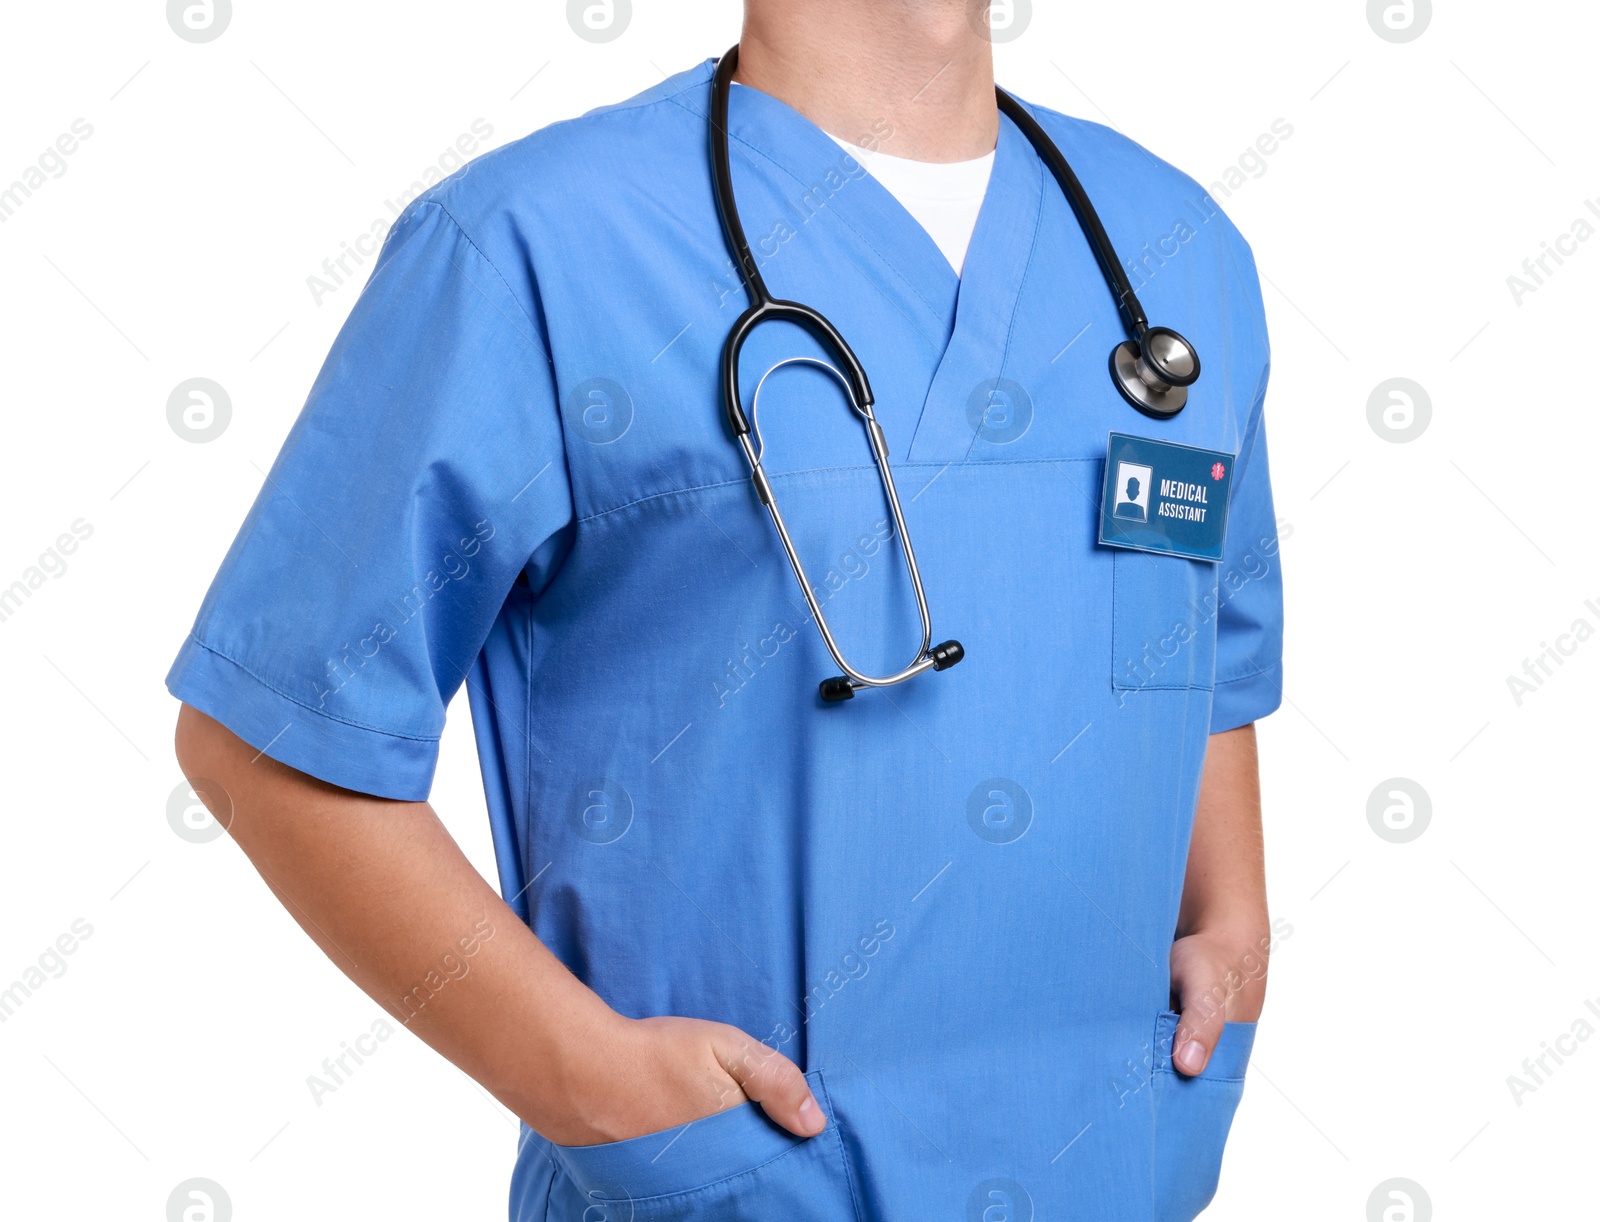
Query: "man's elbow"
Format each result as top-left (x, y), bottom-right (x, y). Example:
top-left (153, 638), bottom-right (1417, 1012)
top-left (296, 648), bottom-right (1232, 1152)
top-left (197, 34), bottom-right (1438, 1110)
top-left (174, 702), bottom-right (231, 781)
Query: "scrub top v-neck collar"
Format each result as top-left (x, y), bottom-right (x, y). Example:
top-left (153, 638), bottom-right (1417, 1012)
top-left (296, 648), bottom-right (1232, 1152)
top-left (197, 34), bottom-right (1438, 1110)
top-left (712, 67), bottom-right (1048, 462)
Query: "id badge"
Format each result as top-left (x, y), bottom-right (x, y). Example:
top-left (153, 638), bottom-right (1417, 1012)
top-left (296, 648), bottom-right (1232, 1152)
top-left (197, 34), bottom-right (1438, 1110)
top-left (1098, 432), bottom-right (1234, 563)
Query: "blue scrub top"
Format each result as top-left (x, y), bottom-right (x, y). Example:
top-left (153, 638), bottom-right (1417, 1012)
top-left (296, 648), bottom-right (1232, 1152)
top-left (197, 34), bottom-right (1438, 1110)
top-left (168, 60), bottom-right (1283, 1222)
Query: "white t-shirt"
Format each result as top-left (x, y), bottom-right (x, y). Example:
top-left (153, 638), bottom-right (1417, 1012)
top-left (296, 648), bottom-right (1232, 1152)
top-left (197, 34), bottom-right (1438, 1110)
top-left (827, 133), bottom-right (995, 275)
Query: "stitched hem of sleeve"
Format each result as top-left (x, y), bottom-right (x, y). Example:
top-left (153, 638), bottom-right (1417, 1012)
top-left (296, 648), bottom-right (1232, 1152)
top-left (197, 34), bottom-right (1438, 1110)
top-left (166, 634), bottom-right (440, 801)
top-left (1208, 663), bottom-right (1283, 735)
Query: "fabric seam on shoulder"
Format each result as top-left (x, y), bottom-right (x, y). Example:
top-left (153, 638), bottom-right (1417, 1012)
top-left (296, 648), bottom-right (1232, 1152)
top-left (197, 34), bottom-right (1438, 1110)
top-left (566, 70), bottom-right (711, 122)
top-left (415, 199), bottom-right (549, 357)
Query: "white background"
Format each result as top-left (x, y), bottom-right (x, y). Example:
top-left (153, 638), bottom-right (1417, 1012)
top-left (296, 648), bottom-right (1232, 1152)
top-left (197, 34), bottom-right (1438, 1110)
top-left (1, 1), bottom-right (1594, 1218)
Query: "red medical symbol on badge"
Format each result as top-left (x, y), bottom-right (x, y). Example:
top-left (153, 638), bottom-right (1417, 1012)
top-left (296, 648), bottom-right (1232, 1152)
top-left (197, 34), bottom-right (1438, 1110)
top-left (1210, 462), bottom-right (1226, 480)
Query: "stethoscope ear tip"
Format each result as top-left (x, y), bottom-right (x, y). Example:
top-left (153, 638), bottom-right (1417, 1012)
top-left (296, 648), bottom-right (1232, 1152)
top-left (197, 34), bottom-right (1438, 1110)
top-left (818, 640), bottom-right (965, 703)
top-left (819, 677), bottom-right (857, 702)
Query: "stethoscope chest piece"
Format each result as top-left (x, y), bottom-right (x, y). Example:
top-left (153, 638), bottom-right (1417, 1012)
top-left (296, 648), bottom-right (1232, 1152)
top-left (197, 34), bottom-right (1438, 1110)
top-left (1109, 326), bottom-right (1201, 420)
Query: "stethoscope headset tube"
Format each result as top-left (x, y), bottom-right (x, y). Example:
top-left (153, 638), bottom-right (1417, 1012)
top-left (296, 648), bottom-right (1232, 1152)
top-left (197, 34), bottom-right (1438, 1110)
top-left (707, 46), bottom-right (1199, 702)
top-left (992, 90), bottom-right (1200, 420)
top-left (710, 47), bottom-right (962, 703)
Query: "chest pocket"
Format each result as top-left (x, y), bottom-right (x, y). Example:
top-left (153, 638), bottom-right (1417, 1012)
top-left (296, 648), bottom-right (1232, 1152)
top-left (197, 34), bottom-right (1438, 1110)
top-left (1110, 549), bottom-right (1219, 692)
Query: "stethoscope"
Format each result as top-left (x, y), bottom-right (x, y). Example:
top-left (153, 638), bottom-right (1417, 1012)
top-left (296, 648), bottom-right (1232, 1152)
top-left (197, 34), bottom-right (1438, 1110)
top-left (708, 46), bottom-right (1201, 703)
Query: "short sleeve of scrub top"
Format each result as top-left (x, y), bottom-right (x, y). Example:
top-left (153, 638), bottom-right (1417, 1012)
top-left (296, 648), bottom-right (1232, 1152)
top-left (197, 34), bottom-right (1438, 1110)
top-left (165, 199), bottom-right (574, 801)
top-left (1208, 347), bottom-right (1284, 734)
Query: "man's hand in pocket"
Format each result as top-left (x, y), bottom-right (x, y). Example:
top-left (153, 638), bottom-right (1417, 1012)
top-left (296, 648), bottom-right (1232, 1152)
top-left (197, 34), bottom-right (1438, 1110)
top-left (543, 1014), bottom-right (826, 1146)
top-left (1168, 927), bottom-right (1268, 1077)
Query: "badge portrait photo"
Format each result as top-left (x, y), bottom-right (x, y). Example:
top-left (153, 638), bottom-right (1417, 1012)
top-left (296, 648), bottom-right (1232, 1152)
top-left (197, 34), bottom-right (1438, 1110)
top-left (1113, 462), bottom-right (1153, 522)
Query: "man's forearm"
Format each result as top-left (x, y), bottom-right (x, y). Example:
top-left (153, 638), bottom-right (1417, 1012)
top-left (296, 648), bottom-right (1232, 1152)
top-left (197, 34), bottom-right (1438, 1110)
top-left (174, 705), bottom-right (618, 1131)
top-left (173, 705), bottom-right (826, 1145)
top-left (1167, 722), bottom-right (1270, 1073)
top-left (1180, 722), bottom-right (1269, 947)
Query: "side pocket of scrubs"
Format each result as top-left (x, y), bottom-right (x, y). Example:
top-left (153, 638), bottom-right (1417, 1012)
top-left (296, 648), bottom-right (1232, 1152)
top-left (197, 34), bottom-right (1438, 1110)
top-left (1151, 1011), bottom-right (1255, 1222)
top-left (539, 1069), bottom-right (861, 1221)
top-left (1111, 551), bottom-right (1219, 692)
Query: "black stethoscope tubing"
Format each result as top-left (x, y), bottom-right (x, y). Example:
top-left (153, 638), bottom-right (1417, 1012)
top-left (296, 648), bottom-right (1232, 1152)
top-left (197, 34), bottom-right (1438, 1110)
top-left (705, 46), bottom-right (1201, 701)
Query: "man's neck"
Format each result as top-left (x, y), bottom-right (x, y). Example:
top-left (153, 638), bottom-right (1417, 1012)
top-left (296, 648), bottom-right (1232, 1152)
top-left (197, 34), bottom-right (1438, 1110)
top-left (732, 2), bottom-right (998, 163)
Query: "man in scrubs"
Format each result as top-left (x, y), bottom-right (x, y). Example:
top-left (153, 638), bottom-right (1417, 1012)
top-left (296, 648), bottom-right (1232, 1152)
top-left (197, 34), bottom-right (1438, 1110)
top-left (170, 3), bottom-right (1283, 1219)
